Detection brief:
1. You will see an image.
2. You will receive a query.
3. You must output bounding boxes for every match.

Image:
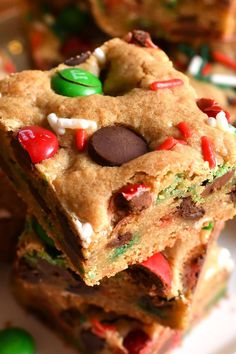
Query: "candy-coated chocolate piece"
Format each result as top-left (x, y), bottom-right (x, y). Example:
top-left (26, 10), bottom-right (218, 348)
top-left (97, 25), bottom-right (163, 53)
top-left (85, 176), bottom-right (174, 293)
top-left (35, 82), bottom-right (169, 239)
top-left (197, 98), bottom-right (230, 121)
top-left (88, 126), bottom-right (148, 166)
top-left (119, 184), bottom-right (150, 201)
top-left (141, 252), bottom-right (172, 288)
top-left (123, 329), bottom-right (150, 354)
top-left (51, 68), bottom-right (103, 97)
top-left (18, 126), bottom-right (59, 164)
top-left (0, 327), bottom-right (36, 354)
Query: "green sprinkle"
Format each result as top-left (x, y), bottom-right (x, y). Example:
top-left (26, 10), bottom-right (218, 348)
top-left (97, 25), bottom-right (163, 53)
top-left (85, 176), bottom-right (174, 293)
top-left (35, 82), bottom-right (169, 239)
top-left (87, 271), bottom-right (96, 279)
top-left (200, 44), bottom-right (210, 61)
top-left (202, 221), bottom-right (214, 231)
top-left (32, 218), bottom-right (55, 248)
top-left (110, 233), bottom-right (140, 260)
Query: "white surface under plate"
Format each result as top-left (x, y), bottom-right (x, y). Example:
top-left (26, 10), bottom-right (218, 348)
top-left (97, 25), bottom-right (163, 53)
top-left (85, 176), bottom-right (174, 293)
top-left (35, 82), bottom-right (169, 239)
top-left (0, 218), bottom-right (236, 354)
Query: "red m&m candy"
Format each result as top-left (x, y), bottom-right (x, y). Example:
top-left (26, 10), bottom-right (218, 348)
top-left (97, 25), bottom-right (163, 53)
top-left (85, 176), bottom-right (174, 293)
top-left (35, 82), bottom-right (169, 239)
top-left (141, 252), bottom-right (172, 289)
top-left (18, 126), bottom-right (59, 164)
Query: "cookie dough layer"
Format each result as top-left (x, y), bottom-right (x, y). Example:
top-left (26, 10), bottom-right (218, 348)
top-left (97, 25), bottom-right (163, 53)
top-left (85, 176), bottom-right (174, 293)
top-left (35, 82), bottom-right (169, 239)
top-left (1, 37), bottom-right (236, 284)
top-left (90, 0), bottom-right (236, 42)
top-left (0, 169), bottom-right (26, 261)
top-left (13, 242), bottom-right (232, 354)
top-left (14, 217), bottom-right (223, 329)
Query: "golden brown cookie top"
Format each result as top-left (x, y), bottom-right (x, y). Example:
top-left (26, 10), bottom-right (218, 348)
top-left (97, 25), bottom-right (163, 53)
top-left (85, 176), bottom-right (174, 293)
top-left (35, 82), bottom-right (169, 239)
top-left (0, 36), bottom-right (236, 236)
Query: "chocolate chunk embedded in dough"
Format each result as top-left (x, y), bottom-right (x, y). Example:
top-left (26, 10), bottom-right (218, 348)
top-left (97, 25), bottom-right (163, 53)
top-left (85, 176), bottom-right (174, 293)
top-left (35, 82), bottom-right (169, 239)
top-left (229, 185), bottom-right (236, 203)
top-left (88, 126), bottom-right (148, 166)
top-left (64, 51), bottom-right (91, 66)
top-left (80, 330), bottom-right (105, 353)
top-left (106, 232), bottom-right (133, 248)
top-left (202, 170), bottom-right (235, 197)
top-left (178, 197), bottom-right (205, 220)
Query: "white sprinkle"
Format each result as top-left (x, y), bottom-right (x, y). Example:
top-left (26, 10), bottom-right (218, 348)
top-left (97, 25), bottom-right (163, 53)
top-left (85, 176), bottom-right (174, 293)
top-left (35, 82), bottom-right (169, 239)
top-left (211, 74), bottom-right (236, 87)
top-left (216, 111), bottom-right (229, 131)
top-left (207, 117), bottom-right (217, 127)
top-left (93, 48), bottom-right (106, 65)
top-left (74, 218), bottom-right (94, 248)
top-left (47, 113), bottom-right (97, 135)
top-left (187, 55), bottom-right (204, 76)
top-left (218, 248), bottom-right (234, 272)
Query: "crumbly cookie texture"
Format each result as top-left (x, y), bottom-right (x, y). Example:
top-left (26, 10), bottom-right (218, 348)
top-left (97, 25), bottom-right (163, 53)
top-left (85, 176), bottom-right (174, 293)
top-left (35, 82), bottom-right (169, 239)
top-left (0, 35), bottom-right (236, 285)
top-left (90, 0), bottom-right (236, 41)
top-left (15, 217), bottom-right (221, 329)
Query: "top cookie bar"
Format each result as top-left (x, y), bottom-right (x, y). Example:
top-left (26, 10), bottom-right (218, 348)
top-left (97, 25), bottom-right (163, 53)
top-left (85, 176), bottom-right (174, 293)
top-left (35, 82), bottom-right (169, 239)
top-left (0, 32), bottom-right (236, 285)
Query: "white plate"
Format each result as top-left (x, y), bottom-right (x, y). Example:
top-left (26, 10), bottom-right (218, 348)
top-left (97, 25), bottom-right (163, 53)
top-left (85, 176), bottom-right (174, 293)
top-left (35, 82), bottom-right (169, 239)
top-left (0, 219), bottom-right (236, 354)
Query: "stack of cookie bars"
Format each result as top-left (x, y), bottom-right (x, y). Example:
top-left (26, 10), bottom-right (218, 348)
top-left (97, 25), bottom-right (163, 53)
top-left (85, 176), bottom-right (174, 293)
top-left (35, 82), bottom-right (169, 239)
top-left (0, 31), bottom-right (235, 353)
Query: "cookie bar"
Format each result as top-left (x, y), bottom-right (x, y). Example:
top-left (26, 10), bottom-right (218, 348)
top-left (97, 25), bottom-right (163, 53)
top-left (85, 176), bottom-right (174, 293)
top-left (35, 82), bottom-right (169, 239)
top-left (0, 170), bottom-right (26, 261)
top-left (1, 35), bottom-right (236, 285)
top-left (14, 217), bottom-right (223, 329)
top-left (90, 1), bottom-right (236, 42)
top-left (13, 242), bottom-right (232, 354)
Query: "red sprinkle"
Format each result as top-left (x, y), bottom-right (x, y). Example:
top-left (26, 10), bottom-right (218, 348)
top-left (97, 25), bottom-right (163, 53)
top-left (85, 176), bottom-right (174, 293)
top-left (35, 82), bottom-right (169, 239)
top-left (18, 126), bottom-right (59, 164)
top-left (201, 62), bottom-right (212, 76)
top-left (212, 51), bottom-right (236, 72)
top-left (150, 78), bottom-right (184, 90)
top-left (123, 330), bottom-right (150, 354)
top-left (197, 98), bottom-right (230, 121)
top-left (201, 136), bottom-right (216, 169)
top-left (75, 129), bottom-right (87, 152)
top-left (156, 136), bottom-right (187, 151)
top-left (145, 37), bottom-right (158, 49)
top-left (141, 252), bottom-right (172, 288)
top-left (119, 183), bottom-right (150, 201)
top-left (177, 122), bottom-right (192, 139)
top-left (91, 319), bottom-right (116, 338)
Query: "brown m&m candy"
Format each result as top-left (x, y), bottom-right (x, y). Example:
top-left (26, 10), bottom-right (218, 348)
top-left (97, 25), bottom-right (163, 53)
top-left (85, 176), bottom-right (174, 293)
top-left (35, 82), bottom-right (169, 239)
top-left (88, 126), bottom-right (148, 166)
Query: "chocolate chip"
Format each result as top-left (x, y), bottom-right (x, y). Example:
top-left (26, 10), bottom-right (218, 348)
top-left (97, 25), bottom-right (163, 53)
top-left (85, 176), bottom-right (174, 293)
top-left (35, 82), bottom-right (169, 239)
top-left (178, 197), bottom-right (205, 220)
top-left (17, 258), bottom-right (41, 284)
top-left (129, 30), bottom-right (153, 47)
top-left (60, 308), bottom-right (82, 326)
top-left (117, 191), bottom-right (152, 213)
top-left (88, 126), bottom-right (148, 166)
top-left (229, 185), bottom-right (236, 203)
top-left (129, 266), bottom-right (168, 297)
top-left (80, 330), bottom-right (105, 353)
top-left (202, 170), bottom-right (235, 197)
top-left (106, 232), bottom-right (133, 248)
top-left (182, 245), bottom-right (207, 292)
top-left (64, 51), bottom-right (91, 66)
top-left (227, 97), bottom-right (236, 107)
top-left (66, 274), bottom-right (99, 296)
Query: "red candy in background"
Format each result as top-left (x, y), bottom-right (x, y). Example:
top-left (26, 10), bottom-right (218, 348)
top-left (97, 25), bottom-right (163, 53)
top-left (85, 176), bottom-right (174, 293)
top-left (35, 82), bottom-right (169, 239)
top-left (18, 126), bottom-right (59, 164)
top-left (123, 329), bottom-right (150, 354)
top-left (141, 252), bottom-right (172, 288)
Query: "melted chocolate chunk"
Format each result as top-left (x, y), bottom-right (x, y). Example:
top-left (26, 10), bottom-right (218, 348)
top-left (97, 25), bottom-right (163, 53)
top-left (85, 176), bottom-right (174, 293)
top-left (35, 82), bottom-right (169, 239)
top-left (129, 266), bottom-right (168, 297)
top-left (59, 308), bottom-right (82, 326)
top-left (202, 170), bottom-right (234, 197)
top-left (17, 258), bottom-right (41, 284)
top-left (11, 136), bottom-right (33, 172)
top-left (114, 191), bottom-right (152, 214)
top-left (138, 296), bottom-right (175, 320)
top-left (178, 197), bottom-right (205, 220)
top-left (80, 330), bottom-right (105, 353)
top-left (64, 51), bottom-right (91, 66)
top-left (182, 245), bottom-right (207, 292)
top-left (229, 185), bottom-right (236, 203)
top-left (88, 126), bottom-right (148, 166)
top-left (106, 232), bottom-right (133, 248)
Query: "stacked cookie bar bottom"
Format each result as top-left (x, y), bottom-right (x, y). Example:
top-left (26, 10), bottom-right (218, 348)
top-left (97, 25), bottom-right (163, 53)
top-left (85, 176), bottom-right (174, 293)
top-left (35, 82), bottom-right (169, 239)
top-left (13, 220), bottom-right (233, 353)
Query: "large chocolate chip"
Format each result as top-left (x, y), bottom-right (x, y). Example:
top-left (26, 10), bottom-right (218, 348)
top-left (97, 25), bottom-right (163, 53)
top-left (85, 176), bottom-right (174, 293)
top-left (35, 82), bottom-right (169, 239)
top-left (80, 330), bottom-right (105, 353)
top-left (178, 197), bottom-right (205, 220)
top-left (88, 126), bottom-right (148, 166)
top-left (64, 51), bottom-right (91, 66)
top-left (106, 232), bottom-right (133, 248)
top-left (202, 170), bottom-right (235, 197)
top-left (60, 308), bottom-right (82, 326)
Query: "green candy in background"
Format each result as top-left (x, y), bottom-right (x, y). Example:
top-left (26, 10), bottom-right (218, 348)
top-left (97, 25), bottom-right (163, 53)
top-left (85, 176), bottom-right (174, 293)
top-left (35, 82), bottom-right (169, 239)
top-left (51, 68), bottom-right (103, 97)
top-left (0, 327), bottom-right (36, 354)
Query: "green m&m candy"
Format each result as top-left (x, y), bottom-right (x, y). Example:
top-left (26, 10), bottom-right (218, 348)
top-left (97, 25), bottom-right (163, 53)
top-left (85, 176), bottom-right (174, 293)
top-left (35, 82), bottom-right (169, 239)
top-left (0, 327), bottom-right (36, 354)
top-left (51, 68), bottom-right (103, 97)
